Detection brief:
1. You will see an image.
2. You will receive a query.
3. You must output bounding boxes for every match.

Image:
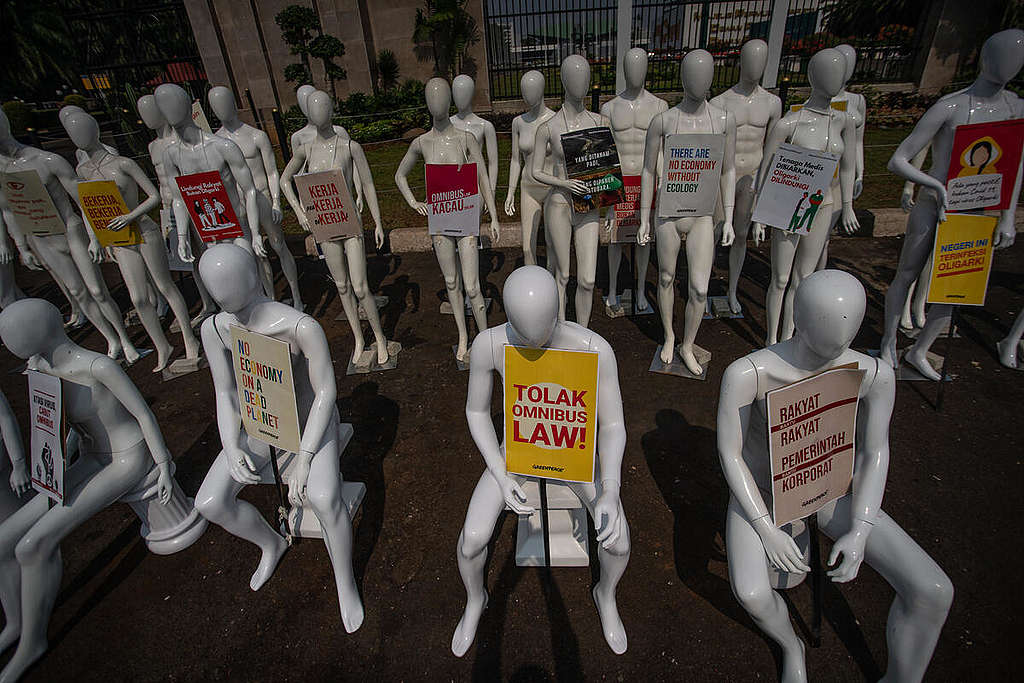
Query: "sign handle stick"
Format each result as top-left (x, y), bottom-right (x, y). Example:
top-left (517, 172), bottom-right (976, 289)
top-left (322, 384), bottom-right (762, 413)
top-left (936, 307), bottom-right (957, 411)
top-left (539, 478), bottom-right (550, 569)
top-left (807, 514), bottom-right (823, 648)
top-left (269, 447), bottom-right (293, 542)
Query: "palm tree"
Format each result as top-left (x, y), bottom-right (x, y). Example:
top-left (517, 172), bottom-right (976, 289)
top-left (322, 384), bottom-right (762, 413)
top-left (378, 49), bottom-right (400, 91)
top-left (0, 0), bottom-right (72, 100)
top-left (413, 0), bottom-right (480, 80)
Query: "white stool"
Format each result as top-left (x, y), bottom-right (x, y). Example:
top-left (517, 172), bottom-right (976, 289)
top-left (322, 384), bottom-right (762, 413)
top-left (512, 479), bottom-right (589, 567)
top-left (119, 462), bottom-right (208, 555)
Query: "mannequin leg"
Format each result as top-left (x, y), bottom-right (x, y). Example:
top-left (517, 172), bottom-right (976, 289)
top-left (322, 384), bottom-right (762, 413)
top-left (195, 448), bottom-right (288, 591)
top-left (678, 217), bottom-right (715, 375)
top-left (997, 309), bottom-right (1024, 368)
top-left (911, 249), bottom-right (932, 329)
top-left (818, 499), bottom-right (953, 683)
top-left (766, 231), bottom-right (799, 346)
top-left (520, 184), bottom-right (545, 267)
top-left (0, 262), bottom-right (24, 308)
top-left (904, 303), bottom-right (951, 381)
top-left (545, 195), bottom-right (573, 321)
top-left (0, 495), bottom-right (47, 654)
top-left (780, 207), bottom-right (834, 341)
top-left (38, 257), bottom-right (83, 326)
top-left (458, 236), bottom-right (487, 333)
top-left (900, 281), bottom-right (917, 330)
top-left (138, 230), bottom-right (201, 360)
top-left (260, 195), bottom-right (303, 310)
top-left (433, 235), bottom-right (470, 361)
top-left (257, 255), bottom-right (275, 298)
top-left (187, 228), bottom-right (217, 320)
top-left (573, 216), bottom-right (600, 328)
top-left (655, 219), bottom-right (683, 364)
top-left (634, 243), bottom-right (652, 312)
top-left (607, 243), bottom-right (624, 306)
top-left (815, 208), bottom-right (842, 272)
top-left (727, 179), bottom-right (756, 314)
top-left (322, 239), bottom-right (365, 364)
top-left (726, 496), bottom-right (807, 683)
top-left (112, 246), bottom-right (173, 372)
top-left (344, 236), bottom-right (389, 365)
top-left (452, 470), bottom-right (507, 657)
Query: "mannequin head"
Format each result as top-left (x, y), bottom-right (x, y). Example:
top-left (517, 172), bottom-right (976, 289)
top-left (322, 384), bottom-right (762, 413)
top-left (681, 49), bottom-right (714, 100)
top-left (739, 40), bottom-right (768, 84)
top-left (560, 55), bottom-right (591, 101)
top-left (58, 105), bottom-right (85, 127)
top-left (622, 47), bottom-right (648, 90)
top-left (137, 95), bottom-right (166, 131)
top-left (792, 270), bottom-right (865, 361)
top-left (307, 90), bottom-right (333, 128)
top-left (452, 75), bottom-right (475, 112)
top-left (520, 70), bottom-right (545, 107)
top-left (979, 29), bottom-right (1024, 86)
top-left (807, 49), bottom-right (846, 99)
top-left (296, 84), bottom-right (316, 118)
top-left (835, 44), bottom-right (856, 84)
top-left (0, 299), bottom-right (68, 359)
top-left (208, 86), bottom-right (238, 122)
top-left (62, 111), bottom-right (101, 150)
top-left (425, 77), bottom-right (452, 121)
top-left (154, 84), bottom-right (192, 127)
top-left (503, 266), bottom-right (559, 347)
top-left (198, 244), bottom-right (263, 314)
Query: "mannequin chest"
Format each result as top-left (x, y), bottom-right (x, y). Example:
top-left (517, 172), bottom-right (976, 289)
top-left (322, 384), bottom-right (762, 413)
top-left (607, 98), bottom-right (658, 135)
top-left (450, 115), bottom-right (486, 145)
top-left (421, 131), bottom-right (469, 165)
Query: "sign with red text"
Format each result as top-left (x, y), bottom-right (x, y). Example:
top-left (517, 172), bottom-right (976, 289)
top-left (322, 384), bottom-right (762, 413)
top-left (752, 143), bottom-right (839, 235)
top-left (561, 127), bottom-right (624, 214)
top-left (425, 163), bottom-right (480, 237)
top-left (658, 133), bottom-right (724, 218)
top-left (503, 346), bottom-right (599, 483)
top-left (294, 169), bottom-right (361, 243)
top-left (0, 170), bottom-right (65, 236)
top-left (926, 213), bottom-right (997, 306)
top-left (611, 174), bottom-right (643, 242)
top-left (767, 365), bottom-right (865, 527)
top-left (229, 326), bottom-right (301, 453)
top-left (191, 100), bottom-right (212, 133)
top-left (77, 180), bottom-right (142, 247)
top-left (945, 118), bottom-right (1024, 212)
top-left (175, 171), bottom-right (243, 242)
top-left (28, 370), bottom-right (65, 504)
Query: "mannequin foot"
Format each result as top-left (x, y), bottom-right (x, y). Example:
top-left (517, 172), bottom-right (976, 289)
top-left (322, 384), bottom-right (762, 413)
top-left (339, 580), bottom-right (365, 633)
top-left (997, 338), bottom-right (1018, 369)
top-left (607, 293), bottom-right (620, 309)
top-left (727, 291), bottom-right (741, 315)
top-left (780, 639), bottom-right (808, 683)
top-left (64, 312), bottom-right (87, 330)
top-left (879, 334), bottom-right (898, 369)
top-left (592, 584), bottom-right (627, 654)
top-left (153, 342), bottom-right (175, 373)
top-left (455, 341), bottom-right (469, 363)
top-left (679, 345), bottom-right (704, 377)
top-left (122, 345), bottom-right (143, 366)
top-left (451, 591), bottom-right (488, 657)
top-left (904, 345), bottom-right (942, 381)
top-left (350, 338), bottom-right (365, 365)
top-left (376, 340), bottom-right (390, 366)
top-left (106, 342), bottom-right (123, 361)
top-left (635, 292), bottom-right (652, 314)
top-left (900, 310), bottom-right (914, 331)
top-left (0, 639), bottom-right (47, 683)
top-left (190, 307), bottom-right (215, 328)
top-left (250, 535), bottom-right (289, 591)
top-left (659, 335), bottom-right (676, 365)
top-left (0, 624), bottom-right (19, 654)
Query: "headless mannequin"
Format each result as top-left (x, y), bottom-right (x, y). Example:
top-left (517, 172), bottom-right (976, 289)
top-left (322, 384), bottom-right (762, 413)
top-left (193, 244), bottom-right (364, 632)
top-left (639, 50), bottom-right (737, 374)
top-left (280, 90), bottom-right (394, 366)
top-left (753, 48), bottom-right (859, 345)
top-left (532, 55), bottom-right (607, 327)
top-left (0, 109), bottom-right (142, 362)
top-left (64, 111), bottom-right (201, 373)
top-left (601, 47), bottom-right (666, 313)
top-left (881, 29), bottom-right (1024, 379)
top-left (209, 86), bottom-right (304, 309)
top-left (395, 78), bottom-right (500, 362)
top-left (451, 75), bottom-right (499, 210)
top-left (717, 270), bottom-right (952, 683)
top-left (710, 39), bottom-right (782, 314)
top-left (453, 265), bottom-right (630, 656)
top-left (290, 85), bottom-right (363, 212)
top-left (505, 70), bottom-right (555, 267)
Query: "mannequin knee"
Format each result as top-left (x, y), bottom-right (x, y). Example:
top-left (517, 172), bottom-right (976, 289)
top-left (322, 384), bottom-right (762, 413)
top-left (464, 281), bottom-right (481, 300)
top-left (267, 232), bottom-right (286, 253)
top-left (732, 582), bottom-right (777, 620)
top-left (658, 270), bottom-right (675, 290)
top-left (690, 283), bottom-right (708, 305)
top-left (334, 279), bottom-right (351, 298)
top-left (459, 526), bottom-right (489, 559)
top-left (194, 487), bottom-right (232, 524)
top-left (307, 486), bottom-right (343, 521)
top-left (128, 287), bottom-right (150, 310)
top-left (602, 528), bottom-right (630, 557)
top-left (15, 532), bottom-right (55, 567)
top-left (351, 281), bottom-right (368, 301)
top-left (771, 270), bottom-right (791, 292)
top-left (905, 570), bottom-right (954, 619)
top-left (577, 273), bottom-right (595, 294)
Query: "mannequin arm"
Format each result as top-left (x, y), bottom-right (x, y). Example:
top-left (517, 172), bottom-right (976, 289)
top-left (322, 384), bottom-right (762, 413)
top-left (754, 116), bottom-right (793, 195)
top-left (335, 125), bottom-right (363, 209)
top-left (531, 124), bottom-right (578, 193)
top-left (468, 134), bottom-right (500, 240)
top-left (465, 337), bottom-right (504, 479)
top-left (887, 102), bottom-right (950, 204)
top-left (256, 132), bottom-right (281, 213)
top-left (394, 138), bottom-right (427, 213)
top-left (637, 113), bottom-right (665, 244)
top-left (0, 208), bottom-right (12, 264)
top-left (163, 149), bottom-right (194, 258)
top-left (51, 153), bottom-right (100, 254)
top-left (505, 119), bottom-right (521, 214)
top-left (901, 145), bottom-right (929, 212)
top-left (295, 318), bottom-right (336, 458)
top-left (200, 318), bottom-right (252, 459)
top-left (0, 391), bottom-right (25, 468)
top-left (279, 148), bottom-right (309, 230)
top-left (595, 337), bottom-right (625, 488)
top-left (220, 140), bottom-right (262, 239)
top-left (994, 150), bottom-right (1023, 249)
top-left (838, 113), bottom-right (859, 232)
top-left (719, 111), bottom-right (737, 242)
top-left (484, 120), bottom-right (499, 196)
top-left (118, 159), bottom-right (161, 223)
top-left (351, 141), bottom-right (384, 248)
top-left (854, 95), bottom-right (866, 188)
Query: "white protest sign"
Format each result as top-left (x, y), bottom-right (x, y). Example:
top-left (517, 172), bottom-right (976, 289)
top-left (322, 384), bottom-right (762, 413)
top-left (28, 370), bottom-right (65, 504)
top-left (229, 326), bottom-right (302, 453)
top-left (658, 133), bottom-right (725, 219)
top-left (752, 143), bottom-right (839, 235)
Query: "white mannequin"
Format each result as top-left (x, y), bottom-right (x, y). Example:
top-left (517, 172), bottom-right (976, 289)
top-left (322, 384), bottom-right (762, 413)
top-left (64, 111), bottom-right (201, 373)
top-left (58, 106), bottom-right (117, 166)
top-left (280, 90), bottom-right (394, 366)
top-left (451, 75), bottom-right (499, 208)
top-left (209, 86), bottom-right (304, 310)
top-left (710, 39), bottom-right (782, 314)
top-left (505, 70), bottom-right (554, 267)
top-left (453, 265), bottom-right (630, 656)
top-left (193, 244), bottom-right (363, 632)
top-left (880, 29), bottom-right (1024, 379)
top-left (997, 310), bottom-right (1024, 368)
top-left (899, 147), bottom-right (931, 331)
top-left (717, 270), bottom-right (953, 683)
top-left (601, 47), bottom-right (667, 313)
top-left (0, 211), bottom-right (24, 309)
top-left (395, 78), bottom-right (500, 362)
top-left (0, 388), bottom-right (29, 513)
top-left (0, 298), bottom-right (182, 683)
top-left (0, 109), bottom-right (143, 363)
top-left (753, 48), bottom-right (859, 346)
top-left (290, 85), bottom-right (363, 212)
top-left (638, 49), bottom-right (737, 374)
top-left (532, 55), bottom-right (608, 328)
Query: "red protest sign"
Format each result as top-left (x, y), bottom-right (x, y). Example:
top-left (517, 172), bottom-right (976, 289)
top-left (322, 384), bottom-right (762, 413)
top-left (175, 171), bottom-right (244, 242)
top-left (425, 163), bottom-right (480, 237)
top-left (945, 118), bottom-right (1024, 212)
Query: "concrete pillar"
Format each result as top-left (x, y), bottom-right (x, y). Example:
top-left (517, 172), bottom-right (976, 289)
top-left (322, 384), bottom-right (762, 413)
top-left (762, 0), bottom-right (789, 89)
top-left (615, 0), bottom-right (633, 95)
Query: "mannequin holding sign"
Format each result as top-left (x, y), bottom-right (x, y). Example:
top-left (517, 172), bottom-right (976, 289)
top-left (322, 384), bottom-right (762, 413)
top-left (752, 48), bottom-right (859, 346)
top-left (454, 266), bottom-right (629, 656)
top-left (63, 111), bottom-right (201, 374)
top-left (451, 75), bottom-right (499, 206)
top-left (290, 85), bottom-right (363, 212)
top-left (193, 245), bottom-right (363, 632)
top-left (880, 29), bottom-right (1024, 379)
top-left (638, 49), bottom-right (737, 375)
top-left (395, 78), bottom-right (500, 363)
top-left (717, 270), bottom-right (952, 683)
top-left (281, 89), bottom-right (396, 367)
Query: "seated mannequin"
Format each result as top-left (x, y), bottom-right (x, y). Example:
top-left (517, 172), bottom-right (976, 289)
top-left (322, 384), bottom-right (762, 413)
top-left (453, 266), bottom-right (630, 656)
top-left (716, 270), bottom-right (953, 682)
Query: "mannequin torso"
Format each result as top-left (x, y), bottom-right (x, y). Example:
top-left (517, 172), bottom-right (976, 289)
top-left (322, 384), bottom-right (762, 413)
top-left (711, 85), bottom-right (780, 177)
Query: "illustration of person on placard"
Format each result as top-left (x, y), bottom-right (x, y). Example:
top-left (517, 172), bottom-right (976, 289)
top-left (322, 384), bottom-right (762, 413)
top-left (788, 192), bottom-right (809, 231)
top-left (194, 200), bottom-right (211, 229)
top-left (797, 189), bottom-right (824, 230)
top-left (39, 443), bottom-right (53, 490)
top-left (958, 138), bottom-right (1000, 176)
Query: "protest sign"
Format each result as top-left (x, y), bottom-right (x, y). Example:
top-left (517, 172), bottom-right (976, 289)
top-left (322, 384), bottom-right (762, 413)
top-left (294, 169), bottom-right (361, 243)
top-left (28, 370), bottom-right (64, 504)
top-left (191, 100), bottom-right (212, 133)
top-left (229, 326), bottom-right (302, 453)
top-left (504, 346), bottom-right (599, 483)
top-left (425, 163), bottom-right (480, 237)
top-left (789, 100), bottom-right (847, 113)
top-left (77, 180), bottom-right (142, 247)
top-left (945, 118), bottom-right (1024, 212)
top-left (0, 170), bottom-right (65, 236)
top-left (175, 171), bottom-right (244, 242)
top-left (926, 213), bottom-right (997, 306)
top-left (658, 133), bottom-right (725, 218)
top-left (751, 143), bottom-right (839, 235)
top-left (767, 365), bottom-right (864, 527)
top-left (611, 175), bottom-right (643, 242)
top-left (561, 127), bottom-right (624, 214)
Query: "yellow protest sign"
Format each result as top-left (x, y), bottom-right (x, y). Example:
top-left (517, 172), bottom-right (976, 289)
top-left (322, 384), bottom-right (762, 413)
top-left (229, 326), bottom-right (302, 453)
top-left (77, 180), bottom-right (142, 247)
top-left (926, 213), bottom-right (997, 306)
top-left (790, 100), bottom-right (848, 113)
top-left (504, 346), bottom-right (599, 483)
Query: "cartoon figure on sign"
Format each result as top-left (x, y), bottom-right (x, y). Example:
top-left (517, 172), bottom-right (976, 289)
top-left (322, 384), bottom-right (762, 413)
top-left (956, 136), bottom-right (1001, 176)
top-left (212, 196), bottom-right (231, 225)
top-left (194, 199), bottom-right (212, 229)
top-left (788, 192), bottom-right (809, 231)
top-left (40, 442), bottom-right (54, 489)
top-left (797, 189), bottom-right (825, 231)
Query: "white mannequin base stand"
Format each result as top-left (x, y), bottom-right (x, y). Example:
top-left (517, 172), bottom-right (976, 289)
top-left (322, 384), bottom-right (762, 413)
top-left (650, 343), bottom-right (712, 380)
top-left (441, 297), bottom-right (492, 316)
top-left (513, 479), bottom-right (590, 567)
top-left (123, 461), bottom-right (209, 554)
top-left (708, 295), bottom-right (744, 319)
top-left (346, 341), bottom-right (402, 375)
top-left (604, 290), bottom-right (655, 319)
top-left (161, 355), bottom-right (207, 381)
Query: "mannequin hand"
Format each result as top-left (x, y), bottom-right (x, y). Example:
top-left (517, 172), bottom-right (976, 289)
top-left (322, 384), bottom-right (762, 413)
top-left (994, 214), bottom-right (1016, 249)
top-left (178, 236), bottom-right (194, 263)
top-left (753, 223), bottom-right (766, 246)
top-left (755, 519), bottom-right (811, 574)
top-left (934, 184), bottom-right (948, 223)
top-left (0, 241), bottom-right (11, 264)
top-left (297, 212), bottom-right (312, 233)
top-left (88, 237), bottom-right (103, 263)
top-left (374, 226), bottom-right (385, 250)
top-left (827, 521), bottom-right (871, 583)
top-left (594, 484), bottom-right (622, 549)
top-left (107, 214), bottom-right (131, 232)
top-left (356, 194), bottom-right (364, 214)
top-left (720, 221), bottom-right (735, 246)
top-left (840, 206), bottom-right (860, 235)
top-left (504, 194), bottom-right (516, 217)
top-left (481, 202), bottom-right (490, 219)
top-left (9, 461), bottom-right (30, 496)
top-left (252, 233), bottom-right (268, 258)
top-left (565, 179), bottom-right (589, 196)
top-left (490, 218), bottom-right (500, 243)
top-left (156, 461), bottom-right (173, 505)
top-left (20, 249), bottom-right (41, 270)
top-left (227, 447), bottom-right (261, 485)
top-left (900, 189), bottom-right (915, 213)
top-left (604, 213), bottom-right (615, 234)
top-left (853, 178), bottom-right (863, 200)
top-left (287, 453), bottom-right (312, 506)
top-left (636, 223), bottom-right (651, 246)
top-left (494, 471), bottom-right (533, 515)
top-left (412, 201), bottom-right (430, 217)
top-left (272, 207), bottom-right (283, 225)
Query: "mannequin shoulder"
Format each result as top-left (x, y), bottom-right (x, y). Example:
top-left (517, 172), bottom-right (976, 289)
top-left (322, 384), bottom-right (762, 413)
top-left (1007, 91), bottom-right (1024, 117)
top-left (721, 354), bottom-right (759, 398)
top-left (201, 313), bottom-right (229, 346)
top-left (333, 124), bottom-right (350, 139)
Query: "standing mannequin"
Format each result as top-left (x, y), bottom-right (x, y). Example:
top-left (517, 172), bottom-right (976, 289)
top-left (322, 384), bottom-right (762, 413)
top-left (504, 70), bottom-right (555, 267)
top-left (451, 75), bottom-right (499, 206)
top-left (880, 29), bottom-right (1024, 378)
top-left (0, 213), bottom-right (24, 308)
top-left (64, 111), bottom-right (201, 373)
top-left (601, 47), bottom-right (667, 313)
top-left (752, 48), bottom-right (859, 346)
top-left (532, 55), bottom-right (607, 327)
top-left (453, 266), bottom-right (630, 656)
top-left (193, 244), bottom-right (364, 632)
top-left (209, 86), bottom-right (304, 309)
top-left (898, 146), bottom-right (932, 332)
top-left (638, 49), bottom-right (737, 375)
top-left (280, 90), bottom-right (395, 366)
top-left (710, 39), bottom-right (782, 314)
top-left (395, 78), bottom-right (500, 363)
top-left (0, 109), bottom-right (142, 363)
top-left (289, 85), bottom-right (363, 211)
top-left (717, 270), bottom-right (952, 683)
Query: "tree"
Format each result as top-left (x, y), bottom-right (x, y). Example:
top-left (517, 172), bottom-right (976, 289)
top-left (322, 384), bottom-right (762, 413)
top-left (824, 0), bottom-right (927, 39)
top-left (412, 0), bottom-right (480, 80)
top-left (0, 0), bottom-right (72, 100)
top-left (377, 49), bottom-right (400, 91)
top-left (275, 4), bottom-right (346, 98)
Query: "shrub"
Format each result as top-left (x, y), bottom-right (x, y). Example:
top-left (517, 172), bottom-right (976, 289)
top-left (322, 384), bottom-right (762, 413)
top-left (2, 101), bottom-right (31, 135)
top-left (62, 94), bottom-right (88, 110)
